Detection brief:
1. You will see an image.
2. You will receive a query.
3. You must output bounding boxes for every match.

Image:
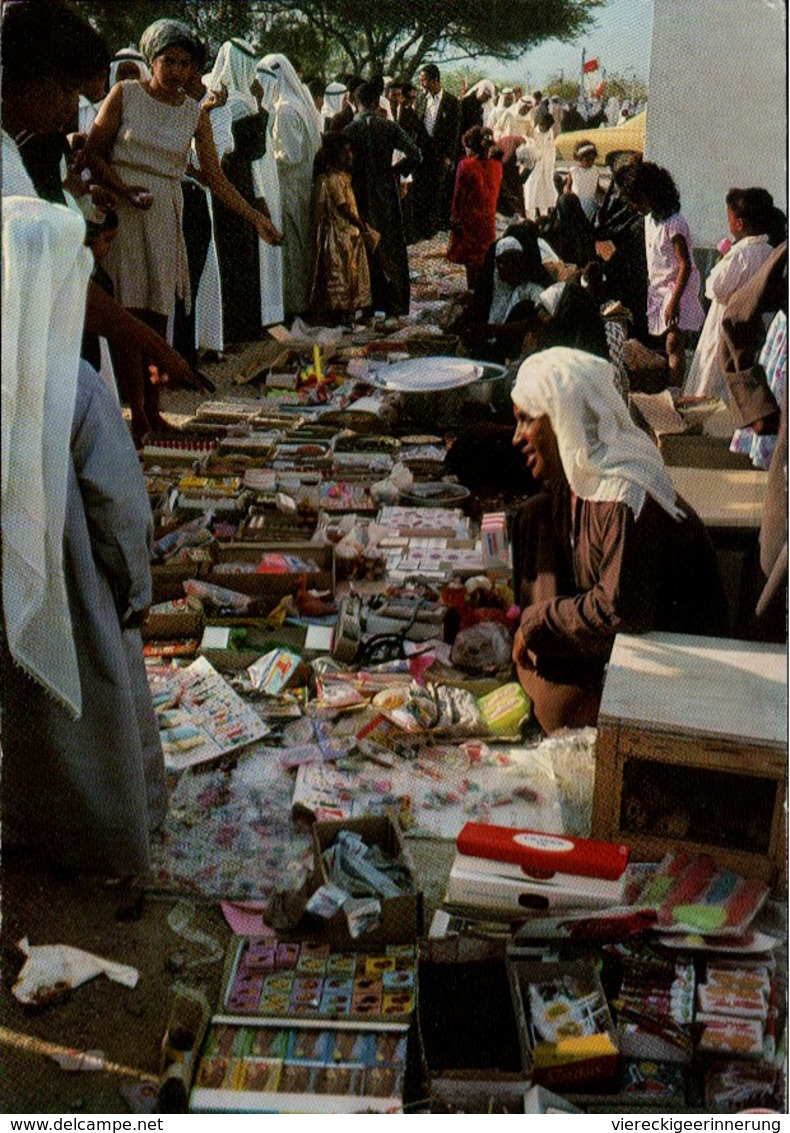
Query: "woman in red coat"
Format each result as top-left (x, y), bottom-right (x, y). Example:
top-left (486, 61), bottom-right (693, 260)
top-left (447, 125), bottom-right (503, 290)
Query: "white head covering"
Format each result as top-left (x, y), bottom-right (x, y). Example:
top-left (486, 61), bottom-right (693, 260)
top-left (109, 46), bottom-right (151, 87)
top-left (2, 197), bottom-right (94, 717)
top-left (255, 62), bottom-right (279, 115)
top-left (322, 80), bottom-right (347, 127)
top-left (259, 53), bottom-right (322, 152)
top-left (208, 39), bottom-right (259, 118)
top-left (495, 235), bottom-right (523, 257)
top-left (511, 346), bottom-right (682, 520)
top-left (467, 79), bottom-right (495, 102)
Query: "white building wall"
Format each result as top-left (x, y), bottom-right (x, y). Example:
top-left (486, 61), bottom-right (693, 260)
top-left (646, 0), bottom-right (786, 248)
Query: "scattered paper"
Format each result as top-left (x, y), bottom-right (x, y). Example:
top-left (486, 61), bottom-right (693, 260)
top-left (150, 656), bottom-right (269, 770)
top-left (13, 938), bottom-right (138, 1006)
top-left (220, 902), bottom-right (276, 937)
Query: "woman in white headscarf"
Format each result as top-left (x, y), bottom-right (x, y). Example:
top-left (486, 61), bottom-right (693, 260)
top-left (259, 52), bottom-right (322, 319)
top-left (206, 39), bottom-right (270, 343)
top-left (1, 195), bottom-right (167, 877)
top-left (509, 346), bottom-right (727, 733)
top-left (253, 61), bottom-right (285, 327)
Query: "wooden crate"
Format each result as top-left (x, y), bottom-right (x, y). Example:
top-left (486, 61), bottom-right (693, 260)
top-left (591, 632), bottom-right (787, 889)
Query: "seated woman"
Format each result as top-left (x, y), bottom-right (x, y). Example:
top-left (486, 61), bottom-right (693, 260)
top-left (462, 228), bottom-right (550, 363)
top-left (539, 190), bottom-right (596, 270)
top-left (510, 346), bottom-right (729, 734)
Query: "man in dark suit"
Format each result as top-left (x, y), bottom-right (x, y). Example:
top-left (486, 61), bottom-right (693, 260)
top-left (412, 62), bottom-right (459, 239)
top-left (344, 82), bottom-right (422, 315)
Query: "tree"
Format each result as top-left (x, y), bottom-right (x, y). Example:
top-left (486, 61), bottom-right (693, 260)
top-left (70, 0), bottom-right (603, 80)
top-left (69, 0), bottom-right (261, 54)
top-left (601, 71), bottom-right (648, 104)
top-left (260, 0), bottom-right (604, 78)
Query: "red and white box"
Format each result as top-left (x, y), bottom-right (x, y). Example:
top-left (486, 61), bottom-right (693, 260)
top-left (445, 825), bottom-right (631, 914)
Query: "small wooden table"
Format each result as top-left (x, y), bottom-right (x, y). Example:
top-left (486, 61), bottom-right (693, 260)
top-left (592, 632), bottom-right (787, 887)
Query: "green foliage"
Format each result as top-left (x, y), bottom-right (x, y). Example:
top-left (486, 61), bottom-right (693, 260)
top-left (602, 71), bottom-right (648, 103)
top-left (69, 0), bottom-right (603, 80)
top-left (69, 0), bottom-right (260, 53)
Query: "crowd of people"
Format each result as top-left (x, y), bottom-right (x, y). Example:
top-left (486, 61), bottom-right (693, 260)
top-left (1, 0), bottom-right (786, 876)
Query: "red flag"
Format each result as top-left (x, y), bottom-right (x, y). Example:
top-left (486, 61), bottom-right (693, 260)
top-left (583, 57), bottom-right (599, 73)
top-left (593, 81), bottom-right (605, 98)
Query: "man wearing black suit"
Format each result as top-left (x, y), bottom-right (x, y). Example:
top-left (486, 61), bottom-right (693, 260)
top-left (413, 62), bottom-right (459, 239)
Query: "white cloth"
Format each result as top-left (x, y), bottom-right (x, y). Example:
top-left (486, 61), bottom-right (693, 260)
top-left (78, 96), bottom-right (101, 135)
top-left (322, 81), bottom-right (347, 129)
top-left (259, 54), bottom-right (321, 316)
top-left (469, 79), bottom-right (495, 99)
top-left (423, 89), bottom-right (443, 137)
top-left (569, 163), bottom-right (600, 219)
top-left (2, 130), bottom-right (37, 196)
top-left (538, 236), bottom-right (559, 265)
top-left (251, 75), bottom-right (285, 326)
top-left (205, 95), bottom-right (235, 159)
top-left (259, 53), bottom-right (322, 152)
top-left (189, 96), bottom-right (231, 353)
top-left (512, 346), bottom-right (682, 520)
top-left (2, 195), bottom-right (92, 717)
top-left (684, 233), bottom-right (774, 399)
top-left (109, 49), bottom-right (150, 87)
top-left (208, 39), bottom-right (259, 120)
top-left (194, 190), bottom-right (224, 352)
top-left (605, 96), bottom-right (621, 127)
top-left (494, 101), bottom-right (533, 141)
top-left (520, 127), bottom-right (557, 219)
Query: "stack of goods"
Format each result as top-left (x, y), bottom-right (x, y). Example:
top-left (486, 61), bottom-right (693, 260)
top-left (696, 962), bottom-right (775, 1060)
top-left (443, 824), bottom-right (630, 920)
top-left (189, 936), bottom-right (416, 1112)
top-left (605, 942), bottom-right (696, 1063)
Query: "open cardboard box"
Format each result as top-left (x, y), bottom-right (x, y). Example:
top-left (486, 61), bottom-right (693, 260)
top-left (206, 542), bottom-right (334, 602)
top-left (150, 560), bottom-right (209, 604)
top-left (416, 936), bottom-right (529, 1107)
top-left (189, 1018), bottom-right (409, 1113)
top-left (310, 815), bottom-right (422, 951)
top-left (507, 957), bottom-right (619, 1093)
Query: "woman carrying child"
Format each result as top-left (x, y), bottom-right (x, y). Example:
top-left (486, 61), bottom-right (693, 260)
top-left (684, 188), bottom-right (776, 399)
top-left (621, 162), bottom-right (705, 386)
top-left (309, 133), bottom-right (371, 324)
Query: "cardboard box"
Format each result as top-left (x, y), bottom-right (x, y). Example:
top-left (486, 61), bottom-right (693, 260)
top-left (659, 434), bottom-right (753, 470)
top-left (310, 816), bottom-right (422, 951)
top-left (189, 1019), bottom-right (408, 1113)
top-left (142, 609), bottom-right (203, 641)
top-left (416, 937), bottom-right (529, 1107)
top-left (508, 957), bottom-right (619, 1092)
top-left (150, 560), bottom-right (210, 604)
top-left (206, 542), bottom-right (334, 603)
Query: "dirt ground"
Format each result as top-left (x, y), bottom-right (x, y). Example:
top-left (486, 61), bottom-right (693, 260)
top-left (0, 240), bottom-right (466, 1115)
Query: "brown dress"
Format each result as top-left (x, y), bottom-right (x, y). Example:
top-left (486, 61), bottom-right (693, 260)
top-left (512, 482), bottom-right (729, 733)
top-left (309, 170), bottom-right (371, 315)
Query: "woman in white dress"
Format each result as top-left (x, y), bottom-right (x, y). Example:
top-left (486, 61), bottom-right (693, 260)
top-left (259, 53), bottom-right (322, 319)
top-left (86, 19), bottom-right (282, 440)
